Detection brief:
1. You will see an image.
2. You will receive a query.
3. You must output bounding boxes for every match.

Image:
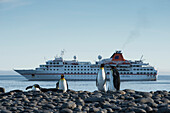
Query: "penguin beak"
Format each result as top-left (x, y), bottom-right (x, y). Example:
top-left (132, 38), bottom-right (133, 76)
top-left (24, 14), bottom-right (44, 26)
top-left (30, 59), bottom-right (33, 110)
top-left (26, 86), bottom-right (33, 90)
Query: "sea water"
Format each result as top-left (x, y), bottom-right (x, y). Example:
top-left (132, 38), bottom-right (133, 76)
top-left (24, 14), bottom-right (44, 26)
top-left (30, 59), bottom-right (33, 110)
top-left (0, 75), bottom-right (170, 92)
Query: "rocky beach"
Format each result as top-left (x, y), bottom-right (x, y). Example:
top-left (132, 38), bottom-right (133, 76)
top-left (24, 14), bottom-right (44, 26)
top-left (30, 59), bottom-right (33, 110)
top-left (0, 88), bottom-right (170, 113)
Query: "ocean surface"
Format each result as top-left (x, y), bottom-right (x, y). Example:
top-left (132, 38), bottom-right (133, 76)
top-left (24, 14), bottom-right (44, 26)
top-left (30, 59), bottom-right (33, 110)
top-left (0, 75), bottom-right (170, 92)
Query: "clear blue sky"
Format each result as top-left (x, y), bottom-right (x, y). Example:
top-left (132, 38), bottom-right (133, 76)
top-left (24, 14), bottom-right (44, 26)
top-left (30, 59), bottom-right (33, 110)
top-left (0, 0), bottom-right (170, 75)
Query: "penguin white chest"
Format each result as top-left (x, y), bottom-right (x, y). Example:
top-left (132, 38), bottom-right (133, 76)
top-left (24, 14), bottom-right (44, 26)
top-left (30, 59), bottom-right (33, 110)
top-left (97, 68), bottom-right (106, 91)
top-left (59, 79), bottom-right (67, 92)
top-left (32, 86), bottom-right (40, 91)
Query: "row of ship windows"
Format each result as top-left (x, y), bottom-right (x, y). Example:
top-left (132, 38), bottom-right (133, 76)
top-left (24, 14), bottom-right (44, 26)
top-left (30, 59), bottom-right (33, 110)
top-left (47, 62), bottom-right (60, 65)
top-left (65, 65), bottom-right (91, 68)
top-left (119, 72), bottom-right (156, 75)
top-left (133, 68), bottom-right (153, 71)
top-left (65, 69), bottom-right (99, 71)
top-left (62, 72), bottom-right (156, 75)
top-left (42, 69), bottom-right (99, 71)
top-left (64, 72), bottom-right (97, 74)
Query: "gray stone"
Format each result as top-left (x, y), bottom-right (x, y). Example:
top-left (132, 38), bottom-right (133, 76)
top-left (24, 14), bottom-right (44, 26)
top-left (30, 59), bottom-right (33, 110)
top-left (106, 108), bottom-right (113, 112)
top-left (117, 90), bottom-right (126, 95)
top-left (147, 102), bottom-right (158, 108)
top-left (136, 97), bottom-right (154, 104)
top-left (132, 108), bottom-right (146, 113)
top-left (145, 106), bottom-right (153, 112)
top-left (139, 92), bottom-right (152, 97)
top-left (125, 96), bottom-right (135, 100)
top-left (111, 106), bottom-right (122, 111)
top-left (89, 107), bottom-right (100, 112)
top-left (43, 104), bottom-right (55, 109)
top-left (97, 109), bottom-right (107, 113)
top-left (157, 107), bottom-right (170, 113)
top-left (76, 98), bottom-right (85, 106)
top-left (0, 87), bottom-right (5, 93)
top-left (60, 108), bottom-right (73, 113)
top-left (84, 97), bottom-right (104, 103)
top-left (62, 101), bottom-right (77, 109)
top-left (123, 89), bottom-right (135, 94)
top-left (1, 110), bottom-right (12, 113)
top-left (82, 107), bottom-right (90, 112)
top-left (161, 98), bottom-right (170, 103)
top-left (133, 94), bottom-right (143, 99)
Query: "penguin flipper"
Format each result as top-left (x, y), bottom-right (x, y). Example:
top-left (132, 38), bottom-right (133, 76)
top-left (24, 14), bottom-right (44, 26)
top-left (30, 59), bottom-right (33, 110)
top-left (96, 76), bottom-right (98, 86)
top-left (66, 80), bottom-right (68, 90)
top-left (103, 75), bottom-right (107, 86)
top-left (56, 81), bottom-right (59, 89)
top-left (26, 86), bottom-right (32, 90)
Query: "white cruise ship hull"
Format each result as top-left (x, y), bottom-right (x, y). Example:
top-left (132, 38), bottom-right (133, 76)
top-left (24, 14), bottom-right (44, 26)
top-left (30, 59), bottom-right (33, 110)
top-left (15, 70), bottom-right (157, 81)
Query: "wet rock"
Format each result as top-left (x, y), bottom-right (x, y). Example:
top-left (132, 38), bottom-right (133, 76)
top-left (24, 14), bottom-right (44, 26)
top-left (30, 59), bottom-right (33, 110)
top-left (76, 98), bottom-right (85, 106)
top-left (123, 89), bottom-right (135, 94)
top-left (161, 98), bottom-right (170, 103)
top-left (0, 87), bottom-right (5, 93)
top-left (62, 101), bottom-right (77, 109)
top-left (157, 106), bottom-right (170, 113)
top-left (131, 108), bottom-right (146, 113)
top-left (85, 97), bottom-right (104, 103)
top-left (89, 107), bottom-right (100, 112)
top-left (43, 104), bottom-right (55, 109)
top-left (1, 109), bottom-right (12, 113)
top-left (111, 106), bottom-right (122, 111)
top-left (106, 108), bottom-right (113, 112)
top-left (136, 97), bottom-right (154, 104)
top-left (117, 90), bottom-right (126, 95)
top-left (133, 94), bottom-right (143, 99)
top-left (145, 106), bottom-right (153, 112)
top-left (60, 108), bottom-right (73, 113)
top-left (125, 96), bottom-right (135, 100)
top-left (138, 92), bottom-right (152, 97)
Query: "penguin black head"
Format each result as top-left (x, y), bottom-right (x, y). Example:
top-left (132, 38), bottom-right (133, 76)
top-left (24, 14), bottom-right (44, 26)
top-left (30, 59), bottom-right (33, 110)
top-left (61, 74), bottom-right (64, 79)
top-left (100, 64), bottom-right (105, 68)
top-left (34, 84), bottom-right (40, 89)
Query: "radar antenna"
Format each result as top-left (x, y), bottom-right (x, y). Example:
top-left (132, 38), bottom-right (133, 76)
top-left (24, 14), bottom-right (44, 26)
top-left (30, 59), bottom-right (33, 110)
top-left (60, 49), bottom-right (66, 58)
top-left (140, 55), bottom-right (143, 61)
top-left (98, 55), bottom-right (102, 61)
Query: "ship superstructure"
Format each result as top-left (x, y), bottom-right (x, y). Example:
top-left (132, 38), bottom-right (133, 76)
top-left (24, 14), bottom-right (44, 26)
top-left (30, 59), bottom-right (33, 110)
top-left (15, 51), bottom-right (157, 81)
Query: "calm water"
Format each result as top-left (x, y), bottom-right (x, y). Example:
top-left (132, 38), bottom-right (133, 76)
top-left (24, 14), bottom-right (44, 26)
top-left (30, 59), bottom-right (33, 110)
top-left (0, 75), bottom-right (170, 92)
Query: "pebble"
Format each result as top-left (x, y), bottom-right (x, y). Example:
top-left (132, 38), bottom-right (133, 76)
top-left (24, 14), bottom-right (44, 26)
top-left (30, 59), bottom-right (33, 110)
top-left (60, 108), bottom-right (73, 113)
top-left (0, 89), bottom-right (170, 112)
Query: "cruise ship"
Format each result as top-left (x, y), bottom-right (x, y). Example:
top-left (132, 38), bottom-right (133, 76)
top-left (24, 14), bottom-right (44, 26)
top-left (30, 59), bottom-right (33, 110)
top-left (15, 51), bottom-right (158, 81)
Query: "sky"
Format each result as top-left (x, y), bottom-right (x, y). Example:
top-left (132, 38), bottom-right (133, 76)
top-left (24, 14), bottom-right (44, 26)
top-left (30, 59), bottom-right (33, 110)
top-left (0, 0), bottom-right (170, 75)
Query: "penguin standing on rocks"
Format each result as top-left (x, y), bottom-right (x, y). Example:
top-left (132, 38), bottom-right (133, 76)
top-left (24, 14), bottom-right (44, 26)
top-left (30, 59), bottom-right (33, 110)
top-left (56, 74), bottom-right (68, 92)
top-left (108, 66), bottom-right (120, 91)
top-left (96, 64), bottom-right (107, 92)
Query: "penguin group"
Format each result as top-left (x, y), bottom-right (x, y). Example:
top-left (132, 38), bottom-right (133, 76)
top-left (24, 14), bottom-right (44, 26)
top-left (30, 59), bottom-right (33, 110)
top-left (26, 74), bottom-right (68, 92)
top-left (26, 64), bottom-right (120, 93)
top-left (96, 64), bottom-right (120, 92)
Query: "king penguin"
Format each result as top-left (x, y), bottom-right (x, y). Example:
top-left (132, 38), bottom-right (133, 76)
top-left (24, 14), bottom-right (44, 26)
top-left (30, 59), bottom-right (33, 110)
top-left (56, 74), bottom-right (68, 92)
top-left (108, 66), bottom-right (120, 91)
top-left (26, 84), bottom-right (41, 91)
top-left (96, 64), bottom-right (107, 92)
